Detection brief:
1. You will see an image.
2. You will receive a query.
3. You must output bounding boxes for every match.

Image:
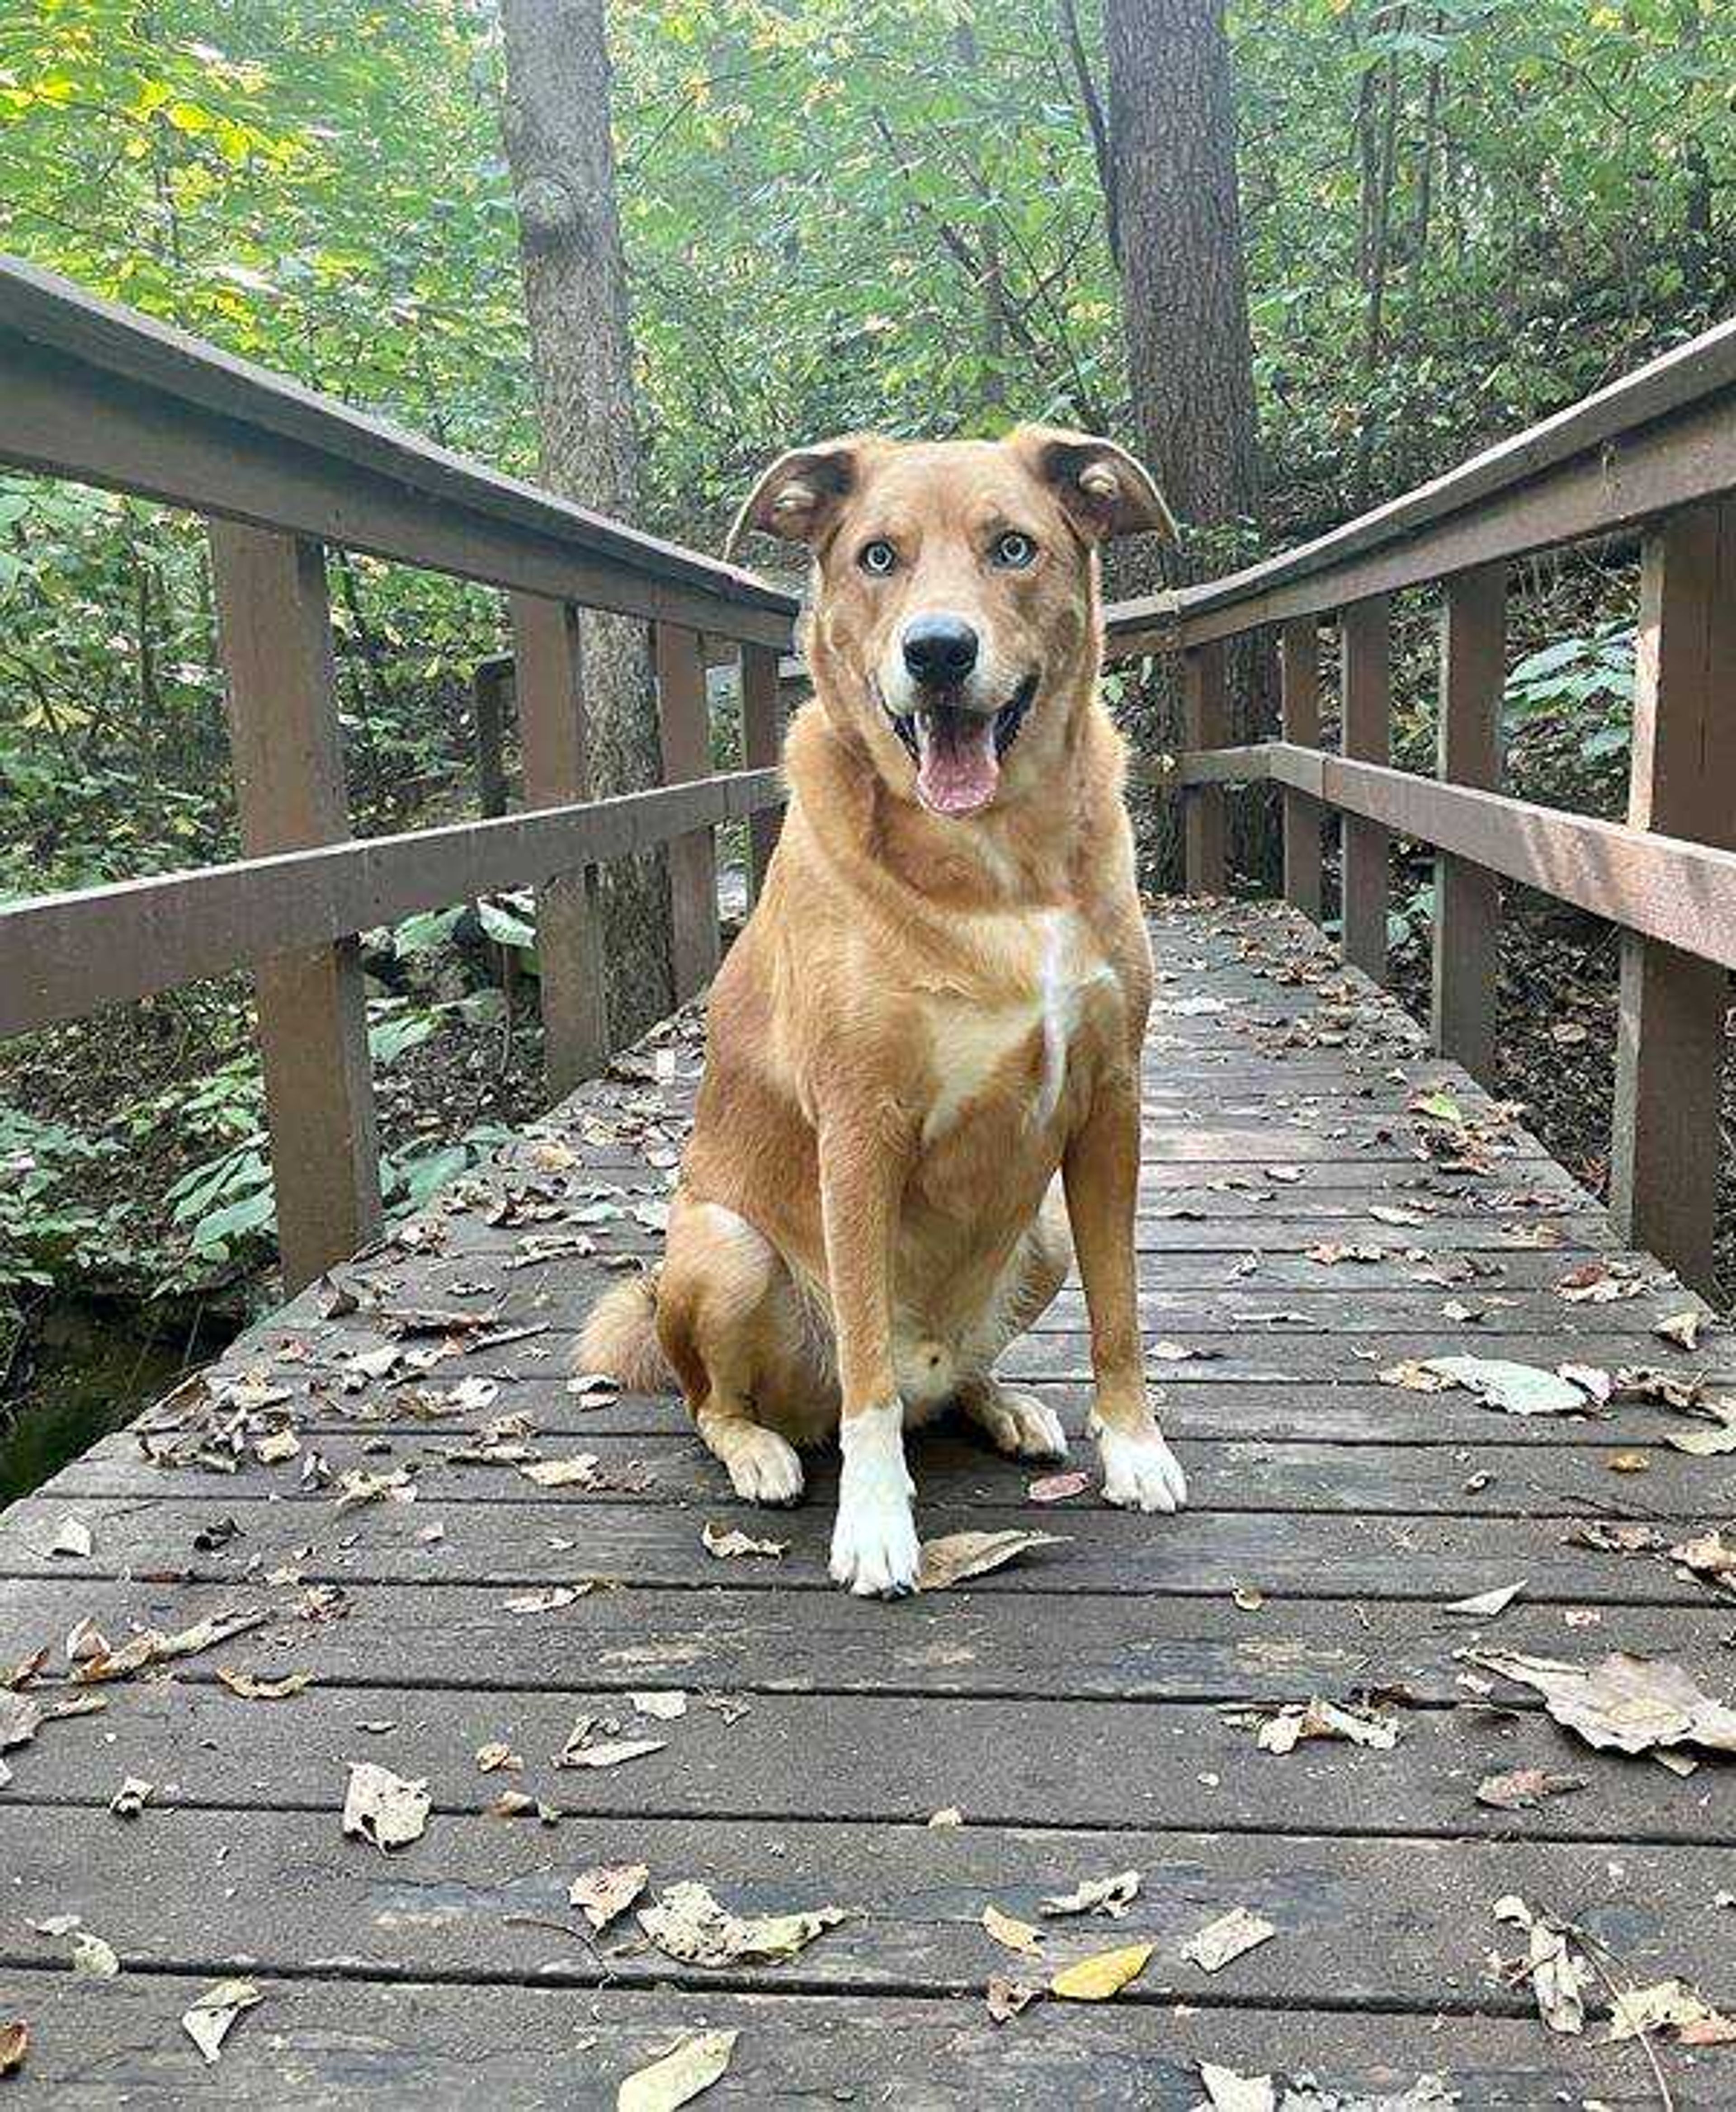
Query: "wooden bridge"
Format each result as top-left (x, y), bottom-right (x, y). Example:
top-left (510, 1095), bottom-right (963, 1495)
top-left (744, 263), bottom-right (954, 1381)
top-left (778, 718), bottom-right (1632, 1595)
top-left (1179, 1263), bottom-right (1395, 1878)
top-left (3, 259), bottom-right (1736, 2104)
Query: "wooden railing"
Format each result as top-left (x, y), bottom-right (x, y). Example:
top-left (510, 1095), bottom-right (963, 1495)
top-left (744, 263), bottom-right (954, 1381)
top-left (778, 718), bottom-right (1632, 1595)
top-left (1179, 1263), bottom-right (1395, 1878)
top-left (1101, 315), bottom-right (1736, 1292)
top-left (0, 255), bottom-right (802, 1290)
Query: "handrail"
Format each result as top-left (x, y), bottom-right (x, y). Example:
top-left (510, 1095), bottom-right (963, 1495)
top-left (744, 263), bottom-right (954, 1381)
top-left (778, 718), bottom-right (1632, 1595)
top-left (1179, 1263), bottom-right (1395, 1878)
top-left (0, 254), bottom-right (800, 646)
top-left (1103, 314), bottom-right (1736, 651)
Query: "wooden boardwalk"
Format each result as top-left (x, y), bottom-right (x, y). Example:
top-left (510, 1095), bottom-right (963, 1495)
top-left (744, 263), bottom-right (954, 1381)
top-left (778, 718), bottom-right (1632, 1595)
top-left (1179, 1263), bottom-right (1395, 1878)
top-left (4, 900), bottom-right (1735, 2107)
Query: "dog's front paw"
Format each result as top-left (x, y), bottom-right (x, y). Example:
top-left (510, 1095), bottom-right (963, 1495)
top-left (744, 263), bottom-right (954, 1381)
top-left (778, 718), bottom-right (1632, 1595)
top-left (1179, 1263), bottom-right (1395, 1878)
top-left (724, 1426), bottom-right (805, 1506)
top-left (1096, 1422), bottom-right (1188, 1514)
top-left (830, 1399), bottom-right (920, 1598)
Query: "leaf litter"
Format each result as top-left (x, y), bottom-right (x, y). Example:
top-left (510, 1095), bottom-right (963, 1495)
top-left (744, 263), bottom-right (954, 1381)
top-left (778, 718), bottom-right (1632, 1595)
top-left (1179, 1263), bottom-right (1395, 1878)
top-left (637, 1880), bottom-right (848, 1966)
top-left (341, 1761), bottom-right (430, 1852)
top-left (1182, 1907), bottom-right (1277, 1974)
top-left (1465, 1648), bottom-right (1736, 1756)
top-left (617, 2028), bottom-right (737, 2112)
top-left (918, 1529), bottom-right (1062, 1590)
top-left (181, 1979), bottom-right (263, 2065)
top-left (571, 1862), bottom-right (649, 1932)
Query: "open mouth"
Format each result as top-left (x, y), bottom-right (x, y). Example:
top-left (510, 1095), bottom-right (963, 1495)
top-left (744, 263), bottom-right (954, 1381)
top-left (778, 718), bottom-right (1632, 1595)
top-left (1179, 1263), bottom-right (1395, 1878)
top-left (884, 674), bottom-right (1038, 817)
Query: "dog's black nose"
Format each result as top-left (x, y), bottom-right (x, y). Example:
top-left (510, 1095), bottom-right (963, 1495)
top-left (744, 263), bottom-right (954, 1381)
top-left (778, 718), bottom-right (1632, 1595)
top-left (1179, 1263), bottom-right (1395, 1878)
top-left (901, 613), bottom-right (979, 685)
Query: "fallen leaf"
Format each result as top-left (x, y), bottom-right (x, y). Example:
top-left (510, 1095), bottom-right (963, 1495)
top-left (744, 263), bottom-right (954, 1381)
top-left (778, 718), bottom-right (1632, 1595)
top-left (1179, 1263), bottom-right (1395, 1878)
top-left (341, 1761), bottom-right (430, 1852)
top-left (617, 2028), bottom-right (737, 2112)
top-left (519, 1455), bottom-right (602, 1490)
top-left (0, 2023), bottom-right (25, 2078)
top-left (1494, 1894), bottom-right (1589, 2034)
top-left (181, 1978), bottom-right (262, 2065)
top-left (1655, 1311), bottom-right (1704, 1351)
top-left (1049, 1940), bottom-right (1155, 2000)
top-left (474, 1742), bottom-right (522, 1773)
top-left (1606, 1978), bottom-right (1736, 2044)
top-left (216, 1669), bottom-right (312, 1702)
top-left (108, 1776), bottom-right (152, 1819)
top-left (982, 1904), bottom-right (1043, 1954)
top-left (1476, 1768), bottom-right (1588, 1811)
top-left (986, 1975), bottom-right (1041, 2023)
top-left (558, 1738), bottom-right (665, 1770)
top-left (928, 1806), bottom-right (962, 1828)
top-left (638, 1880), bottom-right (846, 1965)
top-left (571, 1862), bottom-right (649, 1932)
top-left (47, 1518), bottom-right (92, 1560)
top-left (71, 1931), bottom-right (120, 1978)
top-left (74, 1608), bottom-right (268, 1685)
top-left (1182, 1907), bottom-right (1277, 1974)
top-left (1442, 1582), bottom-right (1526, 1618)
top-left (502, 1585), bottom-right (590, 1615)
top-left (1467, 1649), bottom-right (1736, 1757)
top-left (1420, 1357), bottom-right (1586, 1417)
top-left (630, 1690), bottom-right (688, 1721)
top-left (254, 1429), bottom-right (300, 1465)
top-left (1197, 2063), bottom-right (1276, 2112)
top-left (1040, 1870), bottom-right (1140, 1919)
top-left (1027, 1471), bottom-right (1090, 1504)
top-left (918, 1530), bottom-right (1062, 1590)
top-left (1240, 1697), bottom-right (1397, 1755)
top-left (700, 1521), bottom-right (787, 1561)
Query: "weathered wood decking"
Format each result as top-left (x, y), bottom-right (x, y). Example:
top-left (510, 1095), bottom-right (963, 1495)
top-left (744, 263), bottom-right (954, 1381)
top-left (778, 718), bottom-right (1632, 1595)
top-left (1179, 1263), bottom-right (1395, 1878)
top-left (4, 900), bottom-right (1735, 2106)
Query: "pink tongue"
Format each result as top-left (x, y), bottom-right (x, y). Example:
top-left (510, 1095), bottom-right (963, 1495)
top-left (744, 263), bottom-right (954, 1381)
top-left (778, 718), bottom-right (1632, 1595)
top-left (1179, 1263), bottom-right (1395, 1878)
top-left (915, 712), bottom-right (1000, 816)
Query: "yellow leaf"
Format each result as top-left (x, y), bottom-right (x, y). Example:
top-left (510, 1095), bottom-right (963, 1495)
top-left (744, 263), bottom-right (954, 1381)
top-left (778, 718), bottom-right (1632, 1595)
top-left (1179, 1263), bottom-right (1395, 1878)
top-left (981, 1905), bottom-right (1041, 1955)
top-left (1050, 1941), bottom-right (1155, 2002)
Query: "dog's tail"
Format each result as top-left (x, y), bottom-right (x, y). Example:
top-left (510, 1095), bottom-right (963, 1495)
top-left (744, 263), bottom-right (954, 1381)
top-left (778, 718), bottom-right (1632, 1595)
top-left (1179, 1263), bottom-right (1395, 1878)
top-left (577, 1269), bottom-right (675, 1393)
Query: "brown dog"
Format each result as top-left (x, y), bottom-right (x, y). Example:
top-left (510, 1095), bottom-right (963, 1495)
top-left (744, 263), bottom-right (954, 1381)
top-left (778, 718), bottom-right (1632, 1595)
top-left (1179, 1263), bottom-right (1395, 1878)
top-left (580, 426), bottom-right (1188, 1595)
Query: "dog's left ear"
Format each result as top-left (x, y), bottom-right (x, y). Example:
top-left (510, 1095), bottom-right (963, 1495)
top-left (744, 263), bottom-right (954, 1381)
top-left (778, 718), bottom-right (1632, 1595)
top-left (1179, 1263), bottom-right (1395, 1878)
top-left (725, 438), bottom-right (863, 561)
top-left (1010, 425), bottom-right (1177, 544)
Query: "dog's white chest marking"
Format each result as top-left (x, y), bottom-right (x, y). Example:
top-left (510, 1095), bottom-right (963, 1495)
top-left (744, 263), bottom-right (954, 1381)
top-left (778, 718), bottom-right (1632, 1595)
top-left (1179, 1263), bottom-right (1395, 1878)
top-left (922, 910), bottom-right (1112, 1143)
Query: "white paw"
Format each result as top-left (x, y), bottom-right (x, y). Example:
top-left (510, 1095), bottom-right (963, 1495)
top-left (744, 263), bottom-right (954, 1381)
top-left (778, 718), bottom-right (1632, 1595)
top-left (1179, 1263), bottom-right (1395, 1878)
top-left (1096, 1423), bottom-right (1188, 1514)
top-left (968, 1386), bottom-right (1070, 1461)
top-left (724, 1427), bottom-right (804, 1506)
top-left (830, 1400), bottom-right (920, 1598)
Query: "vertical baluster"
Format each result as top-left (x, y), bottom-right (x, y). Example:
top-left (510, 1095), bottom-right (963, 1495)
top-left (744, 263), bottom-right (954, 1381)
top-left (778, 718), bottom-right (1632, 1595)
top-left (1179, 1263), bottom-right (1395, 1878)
top-left (1339, 594), bottom-right (1392, 984)
top-left (209, 523), bottom-right (381, 1291)
top-left (513, 594), bottom-right (608, 1094)
top-left (1279, 617), bottom-right (1322, 920)
top-left (656, 622), bottom-right (721, 1001)
top-left (740, 641), bottom-right (783, 903)
top-left (1432, 564), bottom-right (1505, 1081)
top-left (1182, 639), bottom-right (1227, 896)
top-left (1610, 499), bottom-right (1736, 1291)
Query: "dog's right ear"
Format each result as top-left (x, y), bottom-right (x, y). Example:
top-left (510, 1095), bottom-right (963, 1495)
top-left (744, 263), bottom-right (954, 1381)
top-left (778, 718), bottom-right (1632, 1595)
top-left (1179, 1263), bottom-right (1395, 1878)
top-left (725, 439), bottom-right (862, 560)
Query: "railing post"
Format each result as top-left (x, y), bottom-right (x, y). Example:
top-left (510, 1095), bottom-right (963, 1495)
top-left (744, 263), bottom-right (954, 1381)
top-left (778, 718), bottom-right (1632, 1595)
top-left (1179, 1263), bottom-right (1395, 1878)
top-left (1182, 640), bottom-right (1227, 896)
top-left (1432, 564), bottom-right (1505, 1082)
top-left (740, 642), bottom-right (783, 903)
top-left (1339, 594), bottom-right (1392, 985)
top-left (1279, 618), bottom-right (1321, 919)
top-left (656, 622), bottom-right (721, 1001)
top-left (209, 523), bottom-right (381, 1291)
top-left (511, 594), bottom-right (608, 1095)
top-left (1610, 499), bottom-right (1736, 1292)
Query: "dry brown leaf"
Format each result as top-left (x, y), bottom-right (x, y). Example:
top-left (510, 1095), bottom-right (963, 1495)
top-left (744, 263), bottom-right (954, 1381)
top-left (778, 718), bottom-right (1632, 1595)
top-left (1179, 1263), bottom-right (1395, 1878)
top-left (630, 1690), bottom-right (688, 1721)
top-left (1027, 1471), bottom-right (1090, 1504)
top-left (474, 1741), bottom-right (522, 1773)
top-left (1181, 1907), bottom-right (1276, 1974)
top-left (0, 2022), bottom-right (25, 2079)
top-left (617, 2028), bottom-right (737, 2112)
top-left (341, 1761), bottom-right (430, 1852)
top-left (1493, 1895), bottom-right (1589, 2035)
top-left (571, 1862), bottom-right (649, 1932)
top-left (181, 1978), bottom-right (262, 2065)
top-left (1655, 1311), bottom-right (1704, 1351)
top-left (700, 1521), bottom-right (787, 1561)
top-left (1467, 1648), bottom-right (1736, 1756)
top-left (982, 1904), bottom-right (1043, 1954)
top-left (216, 1669), bottom-right (312, 1702)
top-left (1240, 1697), bottom-right (1397, 1755)
top-left (559, 1737), bottom-right (665, 1770)
top-left (918, 1530), bottom-right (1062, 1591)
top-left (1476, 1767), bottom-right (1589, 1811)
top-left (1049, 1940), bottom-right (1155, 2001)
top-left (986, 1975), bottom-right (1041, 2023)
top-left (637, 1881), bottom-right (846, 1965)
top-left (1039, 1870), bottom-right (1140, 1919)
top-left (1606, 1978), bottom-right (1736, 2044)
top-left (74, 1608), bottom-right (268, 1686)
top-left (519, 1455), bottom-right (601, 1490)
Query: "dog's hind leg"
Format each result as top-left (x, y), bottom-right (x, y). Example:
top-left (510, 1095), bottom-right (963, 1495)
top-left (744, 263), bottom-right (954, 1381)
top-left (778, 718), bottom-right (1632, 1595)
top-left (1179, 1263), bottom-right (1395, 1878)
top-left (955, 1189), bottom-right (1072, 1461)
top-left (658, 1196), bottom-right (807, 1506)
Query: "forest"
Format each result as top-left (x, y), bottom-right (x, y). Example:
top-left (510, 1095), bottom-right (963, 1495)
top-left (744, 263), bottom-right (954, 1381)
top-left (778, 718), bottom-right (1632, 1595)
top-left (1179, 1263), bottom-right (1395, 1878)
top-left (1, 0), bottom-right (1733, 1488)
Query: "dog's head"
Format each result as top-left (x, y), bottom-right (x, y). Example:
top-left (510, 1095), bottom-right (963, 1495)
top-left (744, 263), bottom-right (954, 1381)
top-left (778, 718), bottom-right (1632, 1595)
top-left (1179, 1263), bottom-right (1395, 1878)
top-left (728, 428), bottom-right (1173, 819)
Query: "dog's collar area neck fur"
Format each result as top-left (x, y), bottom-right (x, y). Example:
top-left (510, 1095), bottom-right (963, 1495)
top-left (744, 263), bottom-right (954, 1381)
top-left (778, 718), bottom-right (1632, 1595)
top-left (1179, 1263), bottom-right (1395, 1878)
top-left (882, 672), bottom-right (1038, 768)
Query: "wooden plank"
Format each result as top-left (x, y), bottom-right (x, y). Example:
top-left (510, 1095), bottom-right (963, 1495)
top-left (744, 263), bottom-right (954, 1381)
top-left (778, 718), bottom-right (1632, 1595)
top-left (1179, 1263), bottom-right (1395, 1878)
top-left (0, 769), bottom-right (781, 1037)
top-left (655, 623), bottom-right (721, 999)
top-left (8, 1574), bottom-right (1725, 1709)
top-left (1278, 616), bottom-right (1321, 917)
top-left (208, 523), bottom-right (381, 1289)
top-left (1432, 564), bottom-right (1505, 1082)
top-left (1104, 314), bottom-right (1736, 646)
top-left (471, 656), bottom-right (510, 820)
top-left (512, 594), bottom-right (609, 1093)
top-left (0, 256), bottom-right (797, 646)
top-left (740, 641), bottom-right (784, 899)
top-left (0, 1801), bottom-right (1731, 2013)
top-left (1176, 742), bottom-right (1736, 975)
top-left (5, 1973), bottom-right (1677, 2108)
top-left (1, 1489), bottom-right (1716, 1603)
top-left (1609, 499), bottom-right (1736, 1293)
top-left (1338, 595), bottom-right (1391, 985)
top-left (1181, 640), bottom-right (1227, 894)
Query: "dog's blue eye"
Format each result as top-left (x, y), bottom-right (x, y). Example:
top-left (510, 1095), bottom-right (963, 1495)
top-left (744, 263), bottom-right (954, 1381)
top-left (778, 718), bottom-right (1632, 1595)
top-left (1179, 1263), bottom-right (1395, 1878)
top-left (859, 540), bottom-right (898, 575)
top-left (992, 532), bottom-right (1036, 569)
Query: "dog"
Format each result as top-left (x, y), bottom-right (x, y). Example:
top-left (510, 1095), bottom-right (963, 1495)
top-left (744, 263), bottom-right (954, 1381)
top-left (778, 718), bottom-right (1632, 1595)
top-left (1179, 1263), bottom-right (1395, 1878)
top-left (579, 425), bottom-right (1189, 1596)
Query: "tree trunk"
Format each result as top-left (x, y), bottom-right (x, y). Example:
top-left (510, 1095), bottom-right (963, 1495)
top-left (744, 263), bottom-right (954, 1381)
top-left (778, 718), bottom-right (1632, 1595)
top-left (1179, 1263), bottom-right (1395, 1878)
top-left (499, 0), bottom-right (675, 1044)
top-left (1101, 0), bottom-right (1276, 892)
